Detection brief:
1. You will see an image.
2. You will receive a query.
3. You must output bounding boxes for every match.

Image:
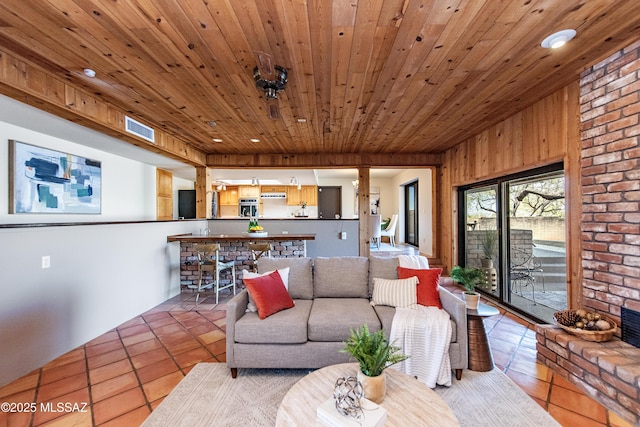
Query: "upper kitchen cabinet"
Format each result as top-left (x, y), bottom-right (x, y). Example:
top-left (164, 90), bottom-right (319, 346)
top-left (239, 186), bottom-right (260, 198)
top-left (287, 186), bottom-right (318, 206)
top-left (219, 186), bottom-right (239, 206)
top-left (260, 186), bottom-right (287, 193)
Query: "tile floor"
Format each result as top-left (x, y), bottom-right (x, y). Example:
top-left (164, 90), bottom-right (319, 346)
top-left (0, 286), bottom-right (634, 426)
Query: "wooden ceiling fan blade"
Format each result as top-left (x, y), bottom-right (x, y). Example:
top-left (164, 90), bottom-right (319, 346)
top-left (267, 99), bottom-right (280, 120)
top-left (254, 50), bottom-right (275, 80)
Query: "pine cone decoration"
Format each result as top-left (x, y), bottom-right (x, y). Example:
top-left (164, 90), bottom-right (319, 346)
top-left (554, 310), bottom-right (581, 327)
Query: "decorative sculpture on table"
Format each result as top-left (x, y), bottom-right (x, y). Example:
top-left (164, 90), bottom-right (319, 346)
top-left (333, 376), bottom-right (364, 421)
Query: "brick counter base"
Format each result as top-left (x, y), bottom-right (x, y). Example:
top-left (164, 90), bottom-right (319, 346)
top-left (179, 240), bottom-right (307, 290)
top-left (535, 324), bottom-right (640, 424)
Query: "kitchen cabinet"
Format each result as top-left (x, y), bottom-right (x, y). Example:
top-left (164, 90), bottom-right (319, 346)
top-left (219, 186), bottom-right (239, 205)
top-left (260, 186), bottom-right (287, 193)
top-left (287, 185), bottom-right (318, 206)
top-left (239, 186), bottom-right (260, 197)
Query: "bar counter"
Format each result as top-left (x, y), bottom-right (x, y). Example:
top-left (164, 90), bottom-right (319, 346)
top-left (167, 232), bottom-right (316, 243)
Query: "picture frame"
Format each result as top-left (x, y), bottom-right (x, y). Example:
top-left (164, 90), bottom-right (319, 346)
top-left (9, 140), bottom-right (102, 214)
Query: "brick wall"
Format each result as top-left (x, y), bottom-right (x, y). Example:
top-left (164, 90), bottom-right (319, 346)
top-left (536, 41), bottom-right (640, 425)
top-left (580, 40), bottom-right (640, 320)
top-left (179, 240), bottom-right (307, 289)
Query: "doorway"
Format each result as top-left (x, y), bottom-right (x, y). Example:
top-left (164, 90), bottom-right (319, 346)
top-left (404, 181), bottom-right (419, 246)
top-left (318, 186), bottom-right (342, 219)
top-left (460, 164), bottom-right (567, 323)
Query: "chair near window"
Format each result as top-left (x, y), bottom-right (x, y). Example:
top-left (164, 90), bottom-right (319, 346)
top-left (248, 242), bottom-right (271, 272)
top-left (509, 246), bottom-right (544, 303)
top-left (368, 214), bottom-right (382, 249)
top-left (380, 214), bottom-right (398, 246)
top-left (192, 243), bottom-right (236, 304)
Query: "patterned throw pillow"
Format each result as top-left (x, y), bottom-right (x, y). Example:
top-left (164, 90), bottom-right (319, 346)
top-left (371, 276), bottom-right (418, 308)
top-left (397, 267), bottom-right (443, 309)
top-left (243, 270), bottom-right (295, 319)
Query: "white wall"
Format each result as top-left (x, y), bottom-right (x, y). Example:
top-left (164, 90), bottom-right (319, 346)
top-left (0, 97), bottom-right (203, 386)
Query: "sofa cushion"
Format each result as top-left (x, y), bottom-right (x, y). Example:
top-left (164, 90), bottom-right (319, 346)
top-left (373, 305), bottom-right (457, 343)
top-left (371, 277), bottom-right (418, 308)
top-left (235, 300), bottom-right (312, 344)
top-left (369, 256), bottom-right (400, 297)
top-left (397, 267), bottom-right (443, 309)
top-left (313, 257), bottom-right (369, 298)
top-left (258, 257), bottom-right (313, 299)
top-left (308, 298), bottom-right (381, 341)
top-left (243, 270), bottom-right (295, 319)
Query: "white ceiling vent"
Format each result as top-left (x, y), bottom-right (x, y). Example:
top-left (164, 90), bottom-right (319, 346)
top-left (125, 116), bottom-right (155, 143)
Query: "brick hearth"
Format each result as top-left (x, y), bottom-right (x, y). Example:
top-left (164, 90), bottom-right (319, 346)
top-left (536, 325), bottom-right (640, 424)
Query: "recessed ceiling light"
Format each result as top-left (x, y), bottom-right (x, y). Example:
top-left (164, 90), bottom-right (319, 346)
top-left (207, 120), bottom-right (217, 126)
top-left (212, 138), bottom-right (223, 142)
top-left (250, 138), bottom-right (260, 143)
top-left (83, 68), bottom-right (96, 78)
top-left (297, 118), bottom-right (307, 123)
top-left (541, 29), bottom-right (576, 49)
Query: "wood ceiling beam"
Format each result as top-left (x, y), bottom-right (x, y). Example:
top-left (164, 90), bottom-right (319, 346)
top-left (206, 152), bottom-right (442, 168)
top-left (0, 48), bottom-right (207, 167)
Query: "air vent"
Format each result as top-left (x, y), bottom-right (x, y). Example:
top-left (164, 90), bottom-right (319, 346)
top-left (125, 116), bottom-right (155, 143)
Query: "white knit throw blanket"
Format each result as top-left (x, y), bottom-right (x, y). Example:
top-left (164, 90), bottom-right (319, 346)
top-left (389, 305), bottom-right (452, 388)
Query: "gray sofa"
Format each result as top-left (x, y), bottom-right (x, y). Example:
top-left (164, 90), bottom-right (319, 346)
top-left (226, 256), bottom-right (468, 380)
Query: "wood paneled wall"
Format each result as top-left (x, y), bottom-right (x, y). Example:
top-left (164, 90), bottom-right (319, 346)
top-left (439, 82), bottom-right (582, 308)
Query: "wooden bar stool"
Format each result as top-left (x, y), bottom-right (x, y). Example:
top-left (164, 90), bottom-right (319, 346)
top-left (248, 242), bottom-right (271, 272)
top-left (193, 243), bottom-right (236, 304)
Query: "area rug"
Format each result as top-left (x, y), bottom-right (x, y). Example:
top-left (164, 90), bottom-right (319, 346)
top-left (141, 363), bottom-right (560, 427)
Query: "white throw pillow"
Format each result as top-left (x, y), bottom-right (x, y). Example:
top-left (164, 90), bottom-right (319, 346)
top-left (371, 276), bottom-right (418, 308)
top-left (242, 267), bottom-right (290, 312)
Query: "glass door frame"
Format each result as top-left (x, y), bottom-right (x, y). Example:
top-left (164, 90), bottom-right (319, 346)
top-left (457, 162), bottom-right (565, 323)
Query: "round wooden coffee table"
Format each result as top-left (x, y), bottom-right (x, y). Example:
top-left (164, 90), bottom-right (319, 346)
top-left (275, 363), bottom-right (459, 426)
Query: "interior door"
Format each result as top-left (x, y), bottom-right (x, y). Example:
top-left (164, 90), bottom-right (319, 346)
top-left (317, 186), bottom-right (341, 219)
top-left (404, 181), bottom-right (418, 246)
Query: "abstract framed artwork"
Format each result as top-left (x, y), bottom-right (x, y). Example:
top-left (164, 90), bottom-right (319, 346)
top-left (9, 140), bottom-right (102, 214)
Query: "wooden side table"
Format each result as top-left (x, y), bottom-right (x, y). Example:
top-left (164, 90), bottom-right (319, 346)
top-left (467, 303), bottom-right (500, 371)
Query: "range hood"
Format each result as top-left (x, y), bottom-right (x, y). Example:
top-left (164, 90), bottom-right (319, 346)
top-left (260, 192), bottom-right (287, 199)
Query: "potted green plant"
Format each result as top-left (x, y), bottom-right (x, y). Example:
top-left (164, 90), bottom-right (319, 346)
top-left (450, 265), bottom-right (487, 309)
top-left (479, 230), bottom-right (498, 291)
top-left (340, 324), bottom-right (408, 403)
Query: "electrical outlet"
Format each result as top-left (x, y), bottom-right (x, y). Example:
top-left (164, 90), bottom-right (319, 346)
top-left (340, 232), bottom-right (347, 240)
top-left (42, 255), bottom-right (50, 269)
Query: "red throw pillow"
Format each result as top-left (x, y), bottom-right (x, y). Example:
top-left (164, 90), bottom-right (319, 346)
top-left (397, 267), bottom-right (443, 309)
top-left (243, 270), bottom-right (295, 319)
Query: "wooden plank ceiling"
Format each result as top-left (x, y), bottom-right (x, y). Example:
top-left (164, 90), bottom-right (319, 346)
top-left (0, 0), bottom-right (639, 167)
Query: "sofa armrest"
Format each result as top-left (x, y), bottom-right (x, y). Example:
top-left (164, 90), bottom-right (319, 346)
top-left (225, 290), bottom-right (249, 367)
top-left (438, 283), bottom-right (468, 368)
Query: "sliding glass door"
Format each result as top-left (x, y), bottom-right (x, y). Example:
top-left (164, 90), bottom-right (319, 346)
top-left (460, 165), bottom-right (567, 323)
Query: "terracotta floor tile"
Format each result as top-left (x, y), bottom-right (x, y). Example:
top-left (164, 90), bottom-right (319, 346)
top-left (508, 358), bottom-right (553, 382)
top-left (142, 311), bottom-right (172, 323)
top-left (146, 316), bottom-right (177, 329)
top-left (91, 371), bottom-right (139, 403)
top-left (136, 358), bottom-right (180, 385)
top-left (608, 410), bottom-right (635, 427)
top-left (121, 331), bottom-right (157, 347)
top-left (142, 371), bottom-right (184, 403)
top-left (130, 348), bottom-right (170, 370)
top-left (153, 323), bottom-right (185, 337)
top-left (38, 410), bottom-right (92, 427)
top-left (32, 387), bottom-right (90, 426)
top-left (42, 348), bottom-right (85, 370)
top-left (200, 310), bottom-right (226, 322)
top-left (40, 361), bottom-right (86, 386)
top-left (198, 329), bottom-right (226, 345)
top-left (552, 373), bottom-right (585, 393)
top-left (117, 316), bottom-right (145, 329)
top-left (206, 338), bottom-right (226, 356)
top-left (89, 359), bottom-right (133, 385)
top-left (92, 387), bottom-right (146, 425)
top-left (86, 331), bottom-right (119, 347)
top-left (506, 369), bottom-right (551, 401)
top-left (187, 322), bottom-right (217, 336)
top-left (2, 410), bottom-right (33, 427)
top-left (0, 371), bottom-right (39, 399)
top-left (85, 340), bottom-right (124, 358)
top-left (548, 403), bottom-right (607, 427)
top-left (124, 338), bottom-right (163, 357)
top-left (550, 383), bottom-right (608, 423)
top-left (173, 347), bottom-right (213, 369)
top-left (37, 372), bottom-right (88, 402)
top-left (118, 323), bottom-right (151, 338)
top-left (97, 405), bottom-right (151, 427)
top-left (87, 348), bottom-right (128, 370)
